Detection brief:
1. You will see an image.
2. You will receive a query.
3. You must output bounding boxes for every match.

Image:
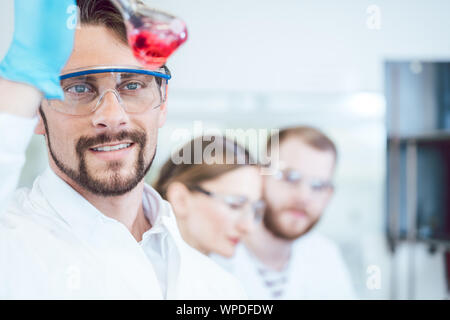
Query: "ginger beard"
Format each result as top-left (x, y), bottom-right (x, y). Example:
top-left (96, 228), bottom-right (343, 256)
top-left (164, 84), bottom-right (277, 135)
top-left (39, 108), bottom-right (155, 197)
top-left (262, 201), bottom-right (321, 241)
top-left (262, 138), bottom-right (335, 241)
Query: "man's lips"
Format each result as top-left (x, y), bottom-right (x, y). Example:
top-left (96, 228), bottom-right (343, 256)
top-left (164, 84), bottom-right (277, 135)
top-left (88, 142), bottom-right (136, 161)
top-left (89, 141), bottom-right (135, 150)
top-left (284, 209), bottom-right (308, 218)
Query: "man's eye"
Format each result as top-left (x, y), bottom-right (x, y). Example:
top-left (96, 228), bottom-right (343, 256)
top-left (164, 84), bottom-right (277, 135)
top-left (66, 84), bottom-right (93, 94)
top-left (311, 182), bottom-right (327, 191)
top-left (286, 172), bottom-right (301, 183)
top-left (121, 81), bottom-right (144, 91)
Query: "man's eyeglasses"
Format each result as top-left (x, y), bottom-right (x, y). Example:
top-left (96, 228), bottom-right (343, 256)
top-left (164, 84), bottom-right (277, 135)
top-left (189, 185), bottom-right (265, 223)
top-left (43, 65), bottom-right (171, 116)
top-left (272, 169), bottom-right (333, 193)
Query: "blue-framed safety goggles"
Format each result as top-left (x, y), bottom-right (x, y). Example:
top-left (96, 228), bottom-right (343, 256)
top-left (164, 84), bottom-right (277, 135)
top-left (44, 65), bottom-right (171, 116)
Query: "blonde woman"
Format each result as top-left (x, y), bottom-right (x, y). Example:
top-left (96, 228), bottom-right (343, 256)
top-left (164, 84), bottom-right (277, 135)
top-left (155, 136), bottom-right (264, 257)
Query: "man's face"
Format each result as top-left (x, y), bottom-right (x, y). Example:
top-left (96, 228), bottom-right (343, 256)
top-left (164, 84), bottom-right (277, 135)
top-left (35, 26), bottom-right (167, 196)
top-left (263, 137), bottom-right (335, 240)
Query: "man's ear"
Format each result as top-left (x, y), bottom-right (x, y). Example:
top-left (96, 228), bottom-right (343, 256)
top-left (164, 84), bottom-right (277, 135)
top-left (34, 106), bottom-right (46, 135)
top-left (166, 181), bottom-right (190, 219)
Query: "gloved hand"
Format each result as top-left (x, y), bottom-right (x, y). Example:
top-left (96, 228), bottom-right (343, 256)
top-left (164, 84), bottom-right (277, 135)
top-left (0, 0), bottom-right (76, 99)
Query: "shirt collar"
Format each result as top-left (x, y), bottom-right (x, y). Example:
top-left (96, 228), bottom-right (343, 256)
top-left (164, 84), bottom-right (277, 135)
top-left (141, 184), bottom-right (172, 238)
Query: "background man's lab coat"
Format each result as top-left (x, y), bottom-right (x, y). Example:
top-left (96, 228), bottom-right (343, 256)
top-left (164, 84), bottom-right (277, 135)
top-left (214, 230), bottom-right (356, 299)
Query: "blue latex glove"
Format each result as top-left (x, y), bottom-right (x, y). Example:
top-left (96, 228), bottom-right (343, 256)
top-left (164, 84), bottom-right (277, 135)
top-left (0, 0), bottom-right (76, 99)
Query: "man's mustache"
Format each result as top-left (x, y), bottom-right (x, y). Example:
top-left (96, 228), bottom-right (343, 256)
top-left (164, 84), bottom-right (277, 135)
top-left (75, 130), bottom-right (147, 156)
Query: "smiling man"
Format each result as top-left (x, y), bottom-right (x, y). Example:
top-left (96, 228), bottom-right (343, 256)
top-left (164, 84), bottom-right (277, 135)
top-left (0, 0), bottom-right (245, 299)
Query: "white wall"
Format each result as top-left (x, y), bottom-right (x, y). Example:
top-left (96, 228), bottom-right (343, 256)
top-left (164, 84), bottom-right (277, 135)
top-left (2, 0), bottom-right (450, 93)
top-left (147, 0), bottom-right (450, 93)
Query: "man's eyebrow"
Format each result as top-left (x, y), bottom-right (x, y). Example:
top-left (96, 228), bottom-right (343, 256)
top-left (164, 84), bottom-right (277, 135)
top-left (60, 72), bottom-right (153, 84)
top-left (84, 75), bottom-right (98, 81)
top-left (61, 75), bottom-right (98, 83)
top-left (118, 73), bottom-right (152, 79)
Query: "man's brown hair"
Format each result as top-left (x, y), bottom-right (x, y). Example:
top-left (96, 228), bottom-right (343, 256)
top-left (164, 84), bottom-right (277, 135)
top-left (75, 0), bottom-right (166, 85)
top-left (267, 126), bottom-right (338, 161)
top-left (76, 0), bottom-right (143, 45)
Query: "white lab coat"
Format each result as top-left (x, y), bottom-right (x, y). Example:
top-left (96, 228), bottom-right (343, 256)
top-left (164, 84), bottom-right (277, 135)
top-left (0, 113), bottom-right (246, 299)
top-left (213, 231), bottom-right (356, 299)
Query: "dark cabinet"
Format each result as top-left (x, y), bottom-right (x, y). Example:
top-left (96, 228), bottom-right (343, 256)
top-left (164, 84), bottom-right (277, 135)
top-left (385, 61), bottom-right (450, 248)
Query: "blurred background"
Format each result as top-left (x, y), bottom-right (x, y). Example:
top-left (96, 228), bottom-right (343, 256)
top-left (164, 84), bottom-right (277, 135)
top-left (1, 0), bottom-right (450, 299)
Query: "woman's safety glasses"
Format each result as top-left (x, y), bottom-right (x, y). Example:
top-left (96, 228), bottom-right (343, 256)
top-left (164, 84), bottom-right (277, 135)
top-left (189, 185), bottom-right (266, 223)
top-left (44, 65), bottom-right (171, 116)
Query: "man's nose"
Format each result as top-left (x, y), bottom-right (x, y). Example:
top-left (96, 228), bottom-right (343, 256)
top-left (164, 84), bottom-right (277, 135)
top-left (291, 182), bottom-right (313, 204)
top-left (91, 89), bottom-right (129, 130)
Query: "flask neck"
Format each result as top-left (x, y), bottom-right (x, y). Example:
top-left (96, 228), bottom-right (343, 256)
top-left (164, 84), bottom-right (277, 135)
top-left (110, 0), bottom-right (143, 28)
top-left (110, 0), bottom-right (136, 19)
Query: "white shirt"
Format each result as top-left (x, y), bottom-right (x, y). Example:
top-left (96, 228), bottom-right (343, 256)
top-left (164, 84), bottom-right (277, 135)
top-left (213, 231), bottom-right (356, 300)
top-left (0, 113), bottom-right (247, 300)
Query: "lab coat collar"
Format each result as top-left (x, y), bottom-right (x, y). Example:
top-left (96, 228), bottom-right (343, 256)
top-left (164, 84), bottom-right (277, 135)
top-left (36, 166), bottom-right (177, 243)
top-left (36, 167), bottom-right (106, 241)
top-left (31, 167), bottom-right (185, 299)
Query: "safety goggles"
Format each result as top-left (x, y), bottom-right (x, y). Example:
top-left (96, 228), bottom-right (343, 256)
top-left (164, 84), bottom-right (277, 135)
top-left (44, 65), bottom-right (171, 116)
top-left (272, 169), bottom-right (334, 193)
top-left (190, 185), bottom-right (266, 223)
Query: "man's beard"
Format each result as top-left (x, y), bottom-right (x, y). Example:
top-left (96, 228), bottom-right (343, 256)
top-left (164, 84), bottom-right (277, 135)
top-left (40, 108), bottom-right (155, 197)
top-left (263, 204), bottom-right (320, 241)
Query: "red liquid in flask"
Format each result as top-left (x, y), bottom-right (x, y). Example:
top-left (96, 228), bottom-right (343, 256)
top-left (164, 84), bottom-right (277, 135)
top-left (128, 19), bottom-right (188, 69)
